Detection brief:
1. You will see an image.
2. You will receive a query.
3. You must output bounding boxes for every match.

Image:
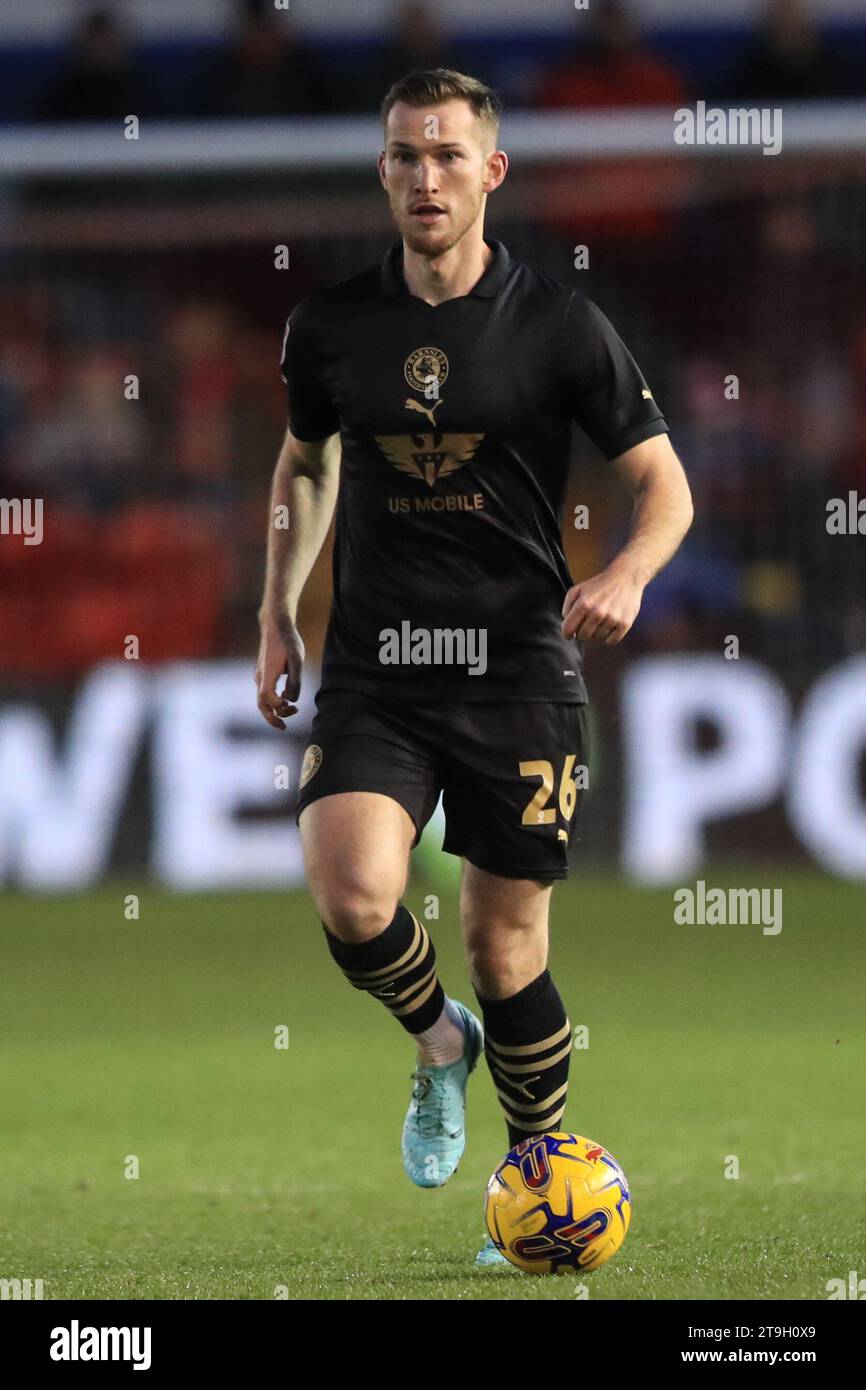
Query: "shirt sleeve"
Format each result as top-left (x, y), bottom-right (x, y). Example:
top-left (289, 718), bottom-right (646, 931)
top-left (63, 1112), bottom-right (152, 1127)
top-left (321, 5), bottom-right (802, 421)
top-left (560, 293), bottom-right (668, 460)
top-left (279, 297), bottom-right (340, 442)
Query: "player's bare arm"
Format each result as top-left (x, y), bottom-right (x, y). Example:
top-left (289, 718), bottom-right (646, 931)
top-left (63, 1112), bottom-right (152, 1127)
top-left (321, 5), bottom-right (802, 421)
top-left (256, 426), bottom-right (340, 729)
top-left (561, 432), bottom-right (693, 645)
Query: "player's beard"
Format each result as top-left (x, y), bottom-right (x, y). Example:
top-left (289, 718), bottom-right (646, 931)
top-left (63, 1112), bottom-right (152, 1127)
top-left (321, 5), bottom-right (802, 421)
top-left (394, 184), bottom-right (485, 259)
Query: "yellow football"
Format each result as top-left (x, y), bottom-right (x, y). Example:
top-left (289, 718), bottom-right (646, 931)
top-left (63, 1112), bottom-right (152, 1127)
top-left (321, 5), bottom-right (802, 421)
top-left (484, 1131), bottom-right (632, 1275)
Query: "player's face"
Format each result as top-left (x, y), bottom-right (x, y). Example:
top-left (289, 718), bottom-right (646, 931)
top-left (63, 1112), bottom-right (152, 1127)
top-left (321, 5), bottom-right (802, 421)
top-left (379, 100), bottom-right (504, 257)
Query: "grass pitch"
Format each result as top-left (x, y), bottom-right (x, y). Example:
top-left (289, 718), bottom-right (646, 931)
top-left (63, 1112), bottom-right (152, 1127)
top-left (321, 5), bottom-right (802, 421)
top-left (1, 871), bottom-right (863, 1300)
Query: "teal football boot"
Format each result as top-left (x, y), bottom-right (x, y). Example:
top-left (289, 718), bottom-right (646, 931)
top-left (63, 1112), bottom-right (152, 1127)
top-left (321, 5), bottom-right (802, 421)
top-left (474, 1235), bottom-right (514, 1269)
top-left (401, 1000), bottom-right (483, 1188)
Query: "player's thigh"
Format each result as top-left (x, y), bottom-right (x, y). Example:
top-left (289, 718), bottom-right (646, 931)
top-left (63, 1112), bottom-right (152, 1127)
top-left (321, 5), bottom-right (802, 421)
top-left (295, 688), bottom-right (440, 938)
top-left (299, 791), bottom-right (415, 940)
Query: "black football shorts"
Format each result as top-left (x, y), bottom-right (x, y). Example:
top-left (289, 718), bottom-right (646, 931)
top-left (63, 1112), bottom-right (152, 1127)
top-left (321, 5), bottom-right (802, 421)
top-left (294, 687), bottom-right (590, 883)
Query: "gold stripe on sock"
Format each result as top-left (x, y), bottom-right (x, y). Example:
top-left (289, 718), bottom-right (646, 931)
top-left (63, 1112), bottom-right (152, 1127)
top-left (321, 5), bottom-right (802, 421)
top-left (343, 915), bottom-right (425, 984)
top-left (353, 937), bottom-right (435, 1000)
top-left (485, 1039), bottom-right (573, 1075)
top-left (493, 1080), bottom-right (569, 1116)
top-left (484, 1019), bottom-right (571, 1059)
top-left (501, 1102), bottom-right (567, 1134)
top-left (390, 972), bottom-right (440, 1019)
top-left (373, 962), bottom-right (437, 1007)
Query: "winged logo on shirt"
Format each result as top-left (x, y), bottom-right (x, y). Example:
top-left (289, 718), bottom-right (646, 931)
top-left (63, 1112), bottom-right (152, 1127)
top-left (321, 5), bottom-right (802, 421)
top-left (374, 431), bottom-right (484, 487)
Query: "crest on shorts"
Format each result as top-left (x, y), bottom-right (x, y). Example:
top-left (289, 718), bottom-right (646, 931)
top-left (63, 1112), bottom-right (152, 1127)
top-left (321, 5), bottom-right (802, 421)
top-left (299, 744), bottom-right (323, 789)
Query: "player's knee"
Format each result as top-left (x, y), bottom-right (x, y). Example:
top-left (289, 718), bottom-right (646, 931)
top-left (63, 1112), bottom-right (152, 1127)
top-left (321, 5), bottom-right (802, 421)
top-left (465, 921), bottom-right (547, 997)
top-left (314, 880), bottom-right (400, 942)
top-left (463, 904), bottom-right (539, 953)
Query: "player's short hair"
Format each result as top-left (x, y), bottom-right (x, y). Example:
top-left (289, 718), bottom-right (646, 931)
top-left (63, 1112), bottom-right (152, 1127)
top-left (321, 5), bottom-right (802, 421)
top-left (381, 69), bottom-right (503, 149)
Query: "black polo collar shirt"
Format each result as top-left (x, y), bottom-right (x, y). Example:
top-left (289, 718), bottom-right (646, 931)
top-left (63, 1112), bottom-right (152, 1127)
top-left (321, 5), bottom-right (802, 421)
top-left (281, 237), bottom-right (668, 703)
top-left (380, 237), bottom-right (513, 301)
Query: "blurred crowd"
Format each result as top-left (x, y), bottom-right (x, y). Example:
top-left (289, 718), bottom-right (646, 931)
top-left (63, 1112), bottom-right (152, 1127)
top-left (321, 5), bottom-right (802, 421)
top-left (1, 0), bottom-right (865, 683)
top-left (23, 0), bottom-right (866, 123)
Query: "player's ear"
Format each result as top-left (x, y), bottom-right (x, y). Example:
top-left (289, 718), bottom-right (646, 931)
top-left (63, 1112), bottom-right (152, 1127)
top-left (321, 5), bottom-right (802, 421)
top-left (377, 150), bottom-right (388, 189)
top-left (483, 150), bottom-right (508, 194)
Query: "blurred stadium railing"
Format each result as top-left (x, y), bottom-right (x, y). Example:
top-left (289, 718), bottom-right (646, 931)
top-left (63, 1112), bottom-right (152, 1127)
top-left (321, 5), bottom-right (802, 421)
top-left (1, 106), bottom-right (865, 888)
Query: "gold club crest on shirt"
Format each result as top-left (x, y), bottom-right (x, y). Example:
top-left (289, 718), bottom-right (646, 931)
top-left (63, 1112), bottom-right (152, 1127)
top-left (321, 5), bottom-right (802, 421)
top-left (373, 345), bottom-right (484, 488)
top-left (404, 346), bottom-right (449, 395)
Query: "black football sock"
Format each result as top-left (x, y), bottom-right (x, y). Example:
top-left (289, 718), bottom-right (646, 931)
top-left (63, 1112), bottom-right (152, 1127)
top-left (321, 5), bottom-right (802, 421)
top-left (475, 970), bottom-right (571, 1147)
top-left (323, 904), bottom-right (445, 1036)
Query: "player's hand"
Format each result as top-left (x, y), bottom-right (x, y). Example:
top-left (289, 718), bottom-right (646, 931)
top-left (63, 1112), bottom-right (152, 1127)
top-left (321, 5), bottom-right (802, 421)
top-left (255, 609), bottom-right (305, 729)
top-left (560, 565), bottom-right (644, 644)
